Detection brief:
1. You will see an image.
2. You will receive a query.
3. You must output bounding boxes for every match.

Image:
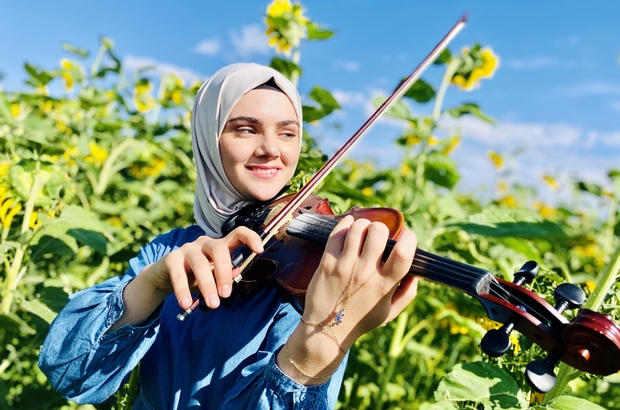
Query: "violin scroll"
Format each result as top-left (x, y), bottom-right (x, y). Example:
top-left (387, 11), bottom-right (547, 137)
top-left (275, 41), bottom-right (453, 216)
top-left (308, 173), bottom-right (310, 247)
top-left (478, 264), bottom-right (620, 393)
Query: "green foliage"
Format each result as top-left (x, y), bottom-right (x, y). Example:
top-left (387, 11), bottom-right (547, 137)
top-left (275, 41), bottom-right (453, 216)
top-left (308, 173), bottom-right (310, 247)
top-left (1, 2), bottom-right (619, 409)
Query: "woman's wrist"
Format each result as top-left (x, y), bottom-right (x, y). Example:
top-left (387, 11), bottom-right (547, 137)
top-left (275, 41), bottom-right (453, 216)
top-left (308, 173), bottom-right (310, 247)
top-left (276, 320), bottom-right (348, 385)
top-left (107, 264), bottom-right (171, 332)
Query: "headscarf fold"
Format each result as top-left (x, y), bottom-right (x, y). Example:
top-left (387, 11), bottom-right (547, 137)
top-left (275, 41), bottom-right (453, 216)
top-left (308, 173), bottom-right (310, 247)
top-left (191, 63), bottom-right (302, 238)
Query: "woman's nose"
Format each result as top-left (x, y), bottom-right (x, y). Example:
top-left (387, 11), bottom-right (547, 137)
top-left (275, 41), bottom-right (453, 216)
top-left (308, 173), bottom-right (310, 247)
top-left (256, 134), bottom-right (279, 158)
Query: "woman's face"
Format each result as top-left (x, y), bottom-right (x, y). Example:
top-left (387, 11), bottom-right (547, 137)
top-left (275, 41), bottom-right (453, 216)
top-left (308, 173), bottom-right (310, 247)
top-left (219, 88), bottom-right (300, 201)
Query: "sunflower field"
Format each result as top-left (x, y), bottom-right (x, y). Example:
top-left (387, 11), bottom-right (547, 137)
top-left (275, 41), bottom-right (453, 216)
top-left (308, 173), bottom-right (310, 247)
top-left (1, 1), bottom-right (619, 409)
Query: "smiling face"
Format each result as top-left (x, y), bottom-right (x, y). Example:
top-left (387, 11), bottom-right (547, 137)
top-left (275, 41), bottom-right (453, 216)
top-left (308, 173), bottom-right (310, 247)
top-left (219, 88), bottom-right (300, 202)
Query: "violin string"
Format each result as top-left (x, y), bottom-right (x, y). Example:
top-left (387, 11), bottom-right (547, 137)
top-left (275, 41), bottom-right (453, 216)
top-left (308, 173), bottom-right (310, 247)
top-left (286, 213), bottom-right (559, 324)
top-left (288, 213), bottom-right (501, 293)
top-left (287, 213), bottom-right (500, 294)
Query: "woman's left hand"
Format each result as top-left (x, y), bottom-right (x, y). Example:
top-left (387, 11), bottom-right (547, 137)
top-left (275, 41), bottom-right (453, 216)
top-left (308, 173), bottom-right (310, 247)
top-left (303, 215), bottom-right (419, 348)
top-left (277, 215), bottom-right (418, 384)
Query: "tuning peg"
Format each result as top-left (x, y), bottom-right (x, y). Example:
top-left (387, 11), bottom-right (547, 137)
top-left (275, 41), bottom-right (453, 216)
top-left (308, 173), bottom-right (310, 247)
top-left (525, 349), bottom-right (563, 393)
top-left (513, 261), bottom-right (539, 286)
top-left (481, 322), bottom-right (515, 357)
top-left (553, 283), bottom-right (586, 314)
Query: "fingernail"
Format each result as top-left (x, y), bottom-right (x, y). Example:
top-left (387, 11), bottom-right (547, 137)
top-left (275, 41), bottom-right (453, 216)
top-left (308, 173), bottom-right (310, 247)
top-left (179, 297), bottom-right (190, 309)
top-left (208, 294), bottom-right (220, 308)
top-left (255, 241), bottom-right (264, 253)
top-left (221, 284), bottom-right (231, 298)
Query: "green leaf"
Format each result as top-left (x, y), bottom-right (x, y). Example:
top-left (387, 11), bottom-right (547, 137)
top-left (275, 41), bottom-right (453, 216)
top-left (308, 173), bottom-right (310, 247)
top-left (433, 48), bottom-right (452, 65)
top-left (58, 205), bottom-right (112, 236)
top-left (20, 298), bottom-right (57, 324)
top-left (68, 228), bottom-right (108, 255)
top-left (302, 87), bottom-right (340, 122)
top-left (373, 96), bottom-right (413, 121)
top-left (434, 361), bottom-right (527, 409)
top-left (495, 237), bottom-right (541, 262)
top-left (309, 86), bottom-right (340, 112)
top-left (24, 62), bottom-right (56, 87)
top-left (306, 22), bottom-right (335, 40)
top-left (575, 181), bottom-right (604, 197)
top-left (30, 230), bottom-right (78, 261)
top-left (62, 43), bottom-right (89, 58)
top-left (0, 312), bottom-right (36, 335)
top-left (0, 91), bottom-right (12, 122)
top-left (419, 402), bottom-right (457, 410)
top-left (92, 200), bottom-right (125, 215)
top-left (403, 78), bottom-right (436, 103)
top-left (424, 152), bottom-right (460, 189)
top-left (448, 208), bottom-right (566, 238)
top-left (37, 286), bottom-right (69, 314)
top-left (436, 195), bottom-right (467, 220)
top-left (269, 57), bottom-right (302, 81)
top-left (322, 177), bottom-right (380, 207)
top-left (531, 395), bottom-right (607, 410)
top-left (447, 103), bottom-right (495, 124)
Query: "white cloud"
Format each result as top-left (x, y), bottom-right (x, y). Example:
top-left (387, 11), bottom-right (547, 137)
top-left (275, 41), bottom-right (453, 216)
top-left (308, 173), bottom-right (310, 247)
top-left (601, 131), bottom-right (620, 147)
top-left (333, 59), bottom-right (360, 72)
top-left (437, 115), bottom-right (618, 202)
top-left (230, 24), bottom-right (270, 58)
top-left (439, 115), bottom-right (583, 149)
top-left (504, 56), bottom-right (560, 70)
top-left (193, 38), bottom-right (221, 56)
top-left (562, 81), bottom-right (620, 96)
top-left (332, 89), bottom-right (367, 107)
top-left (123, 55), bottom-right (205, 84)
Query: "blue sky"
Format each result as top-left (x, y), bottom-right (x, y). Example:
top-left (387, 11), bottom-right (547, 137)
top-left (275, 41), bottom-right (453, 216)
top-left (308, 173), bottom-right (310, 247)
top-left (2, 1), bottom-right (619, 204)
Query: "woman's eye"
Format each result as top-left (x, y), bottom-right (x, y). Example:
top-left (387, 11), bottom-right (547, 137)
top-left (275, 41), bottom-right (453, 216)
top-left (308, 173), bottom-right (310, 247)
top-left (236, 127), bottom-right (254, 134)
top-left (280, 130), bottom-right (298, 139)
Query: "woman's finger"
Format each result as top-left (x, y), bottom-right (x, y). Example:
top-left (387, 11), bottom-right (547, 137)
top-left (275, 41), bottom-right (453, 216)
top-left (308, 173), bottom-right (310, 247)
top-left (321, 215), bottom-right (355, 268)
top-left (163, 250), bottom-right (195, 310)
top-left (225, 226), bottom-right (265, 254)
top-left (196, 241), bottom-right (230, 307)
top-left (380, 228), bottom-right (417, 282)
top-left (389, 275), bottom-right (419, 319)
top-left (337, 218), bottom-right (372, 275)
top-left (358, 221), bottom-right (389, 270)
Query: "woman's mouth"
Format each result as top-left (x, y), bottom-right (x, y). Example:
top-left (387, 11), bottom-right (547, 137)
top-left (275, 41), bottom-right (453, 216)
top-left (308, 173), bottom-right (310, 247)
top-left (246, 165), bottom-right (280, 178)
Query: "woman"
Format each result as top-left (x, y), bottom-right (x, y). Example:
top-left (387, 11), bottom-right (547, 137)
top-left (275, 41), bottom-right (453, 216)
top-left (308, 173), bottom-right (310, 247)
top-left (39, 63), bottom-right (419, 409)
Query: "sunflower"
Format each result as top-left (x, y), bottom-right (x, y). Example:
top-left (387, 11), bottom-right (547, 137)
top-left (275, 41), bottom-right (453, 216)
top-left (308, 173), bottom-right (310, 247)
top-left (265, 0), bottom-right (308, 56)
top-left (451, 45), bottom-right (500, 91)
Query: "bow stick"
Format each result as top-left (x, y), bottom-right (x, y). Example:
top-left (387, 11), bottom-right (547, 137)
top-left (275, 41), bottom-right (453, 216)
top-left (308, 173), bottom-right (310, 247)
top-left (178, 14), bottom-right (468, 321)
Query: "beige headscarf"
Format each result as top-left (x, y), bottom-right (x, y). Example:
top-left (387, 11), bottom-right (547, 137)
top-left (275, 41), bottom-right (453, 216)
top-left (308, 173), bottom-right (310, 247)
top-left (191, 63), bottom-right (302, 238)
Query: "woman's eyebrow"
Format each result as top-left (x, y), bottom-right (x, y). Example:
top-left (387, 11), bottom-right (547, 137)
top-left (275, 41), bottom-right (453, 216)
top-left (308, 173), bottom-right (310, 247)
top-left (227, 116), bottom-right (261, 125)
top-left (277, 120), bottom-right (299, 127)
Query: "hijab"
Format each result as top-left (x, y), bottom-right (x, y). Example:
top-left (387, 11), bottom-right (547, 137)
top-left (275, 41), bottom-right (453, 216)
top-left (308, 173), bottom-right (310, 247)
top-left (191, 63), bottom-right (302, 237)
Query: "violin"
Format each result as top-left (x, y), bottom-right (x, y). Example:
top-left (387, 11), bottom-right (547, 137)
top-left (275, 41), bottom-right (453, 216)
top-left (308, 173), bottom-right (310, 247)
top-left (225, 193), bottom-right (620, 394)
top-left (177, 15), bottom-right (620, 393)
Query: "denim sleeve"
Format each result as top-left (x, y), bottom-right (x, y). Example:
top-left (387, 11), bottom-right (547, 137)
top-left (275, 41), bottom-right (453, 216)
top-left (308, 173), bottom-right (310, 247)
top-left (220, 351), bottom-right (347, 410)
top-left (37, 228), bottom-right (191, 404)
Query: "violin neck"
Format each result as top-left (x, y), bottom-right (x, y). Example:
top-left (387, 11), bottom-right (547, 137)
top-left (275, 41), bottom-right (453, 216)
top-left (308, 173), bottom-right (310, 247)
top-left (287, 213), bottom-right (495, 297)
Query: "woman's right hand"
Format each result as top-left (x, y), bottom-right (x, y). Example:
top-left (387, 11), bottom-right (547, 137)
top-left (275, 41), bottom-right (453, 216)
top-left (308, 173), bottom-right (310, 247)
top-left (146, 226), bottom-right (265, 310)
top-left (109, 227), bottom-right (264, 332)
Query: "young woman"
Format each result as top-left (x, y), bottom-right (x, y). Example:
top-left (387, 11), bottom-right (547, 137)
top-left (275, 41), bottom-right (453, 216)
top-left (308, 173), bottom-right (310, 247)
top-left (39, 63), bottom-right (419, 409)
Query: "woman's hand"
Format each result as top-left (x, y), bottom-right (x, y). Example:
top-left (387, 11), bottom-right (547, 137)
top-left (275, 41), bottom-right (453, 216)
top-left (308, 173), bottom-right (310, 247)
top-left (277, 215), bottom-right (418, 384)
top-left (108, 227), bottom-right (264, 332)
top-left (304, 215), bottom-right (419, 347)
top-left (147, 227), bottom-right (265, 310)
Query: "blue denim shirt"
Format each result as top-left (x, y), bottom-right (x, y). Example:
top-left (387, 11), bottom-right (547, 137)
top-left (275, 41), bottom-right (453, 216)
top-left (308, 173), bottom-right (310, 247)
top-left (39, 226), bottom-right (346, 409)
